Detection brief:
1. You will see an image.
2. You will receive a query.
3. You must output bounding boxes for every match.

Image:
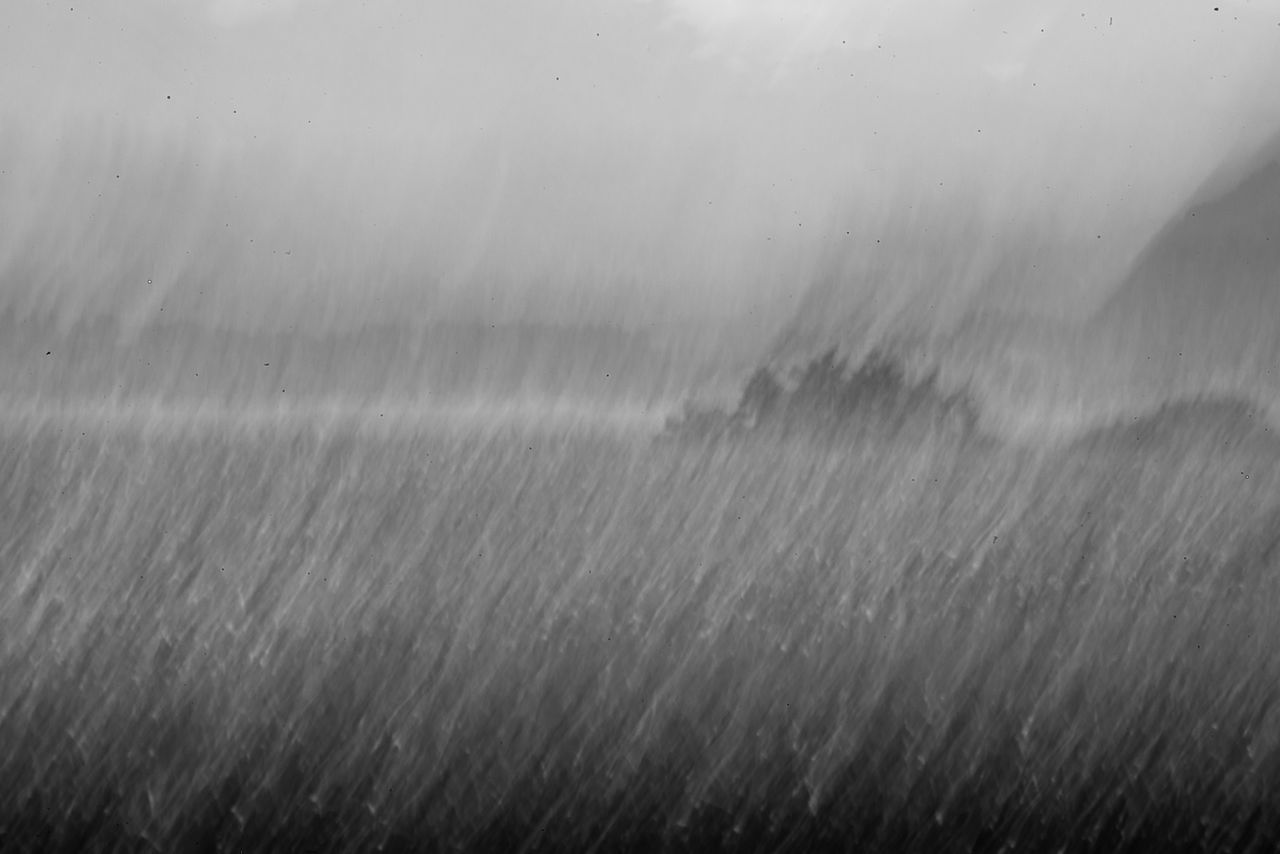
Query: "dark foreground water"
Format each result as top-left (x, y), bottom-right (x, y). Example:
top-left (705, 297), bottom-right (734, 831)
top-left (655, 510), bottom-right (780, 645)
top-left (2, 399), bottom-right (1279, 853)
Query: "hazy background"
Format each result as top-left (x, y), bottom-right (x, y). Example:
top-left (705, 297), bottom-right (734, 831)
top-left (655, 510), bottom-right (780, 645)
top-left (3, 0), bottom-right (1280, 430)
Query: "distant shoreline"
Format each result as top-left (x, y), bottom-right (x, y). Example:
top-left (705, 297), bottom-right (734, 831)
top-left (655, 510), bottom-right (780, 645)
top-left (0, 395), bottom-right (677, 435)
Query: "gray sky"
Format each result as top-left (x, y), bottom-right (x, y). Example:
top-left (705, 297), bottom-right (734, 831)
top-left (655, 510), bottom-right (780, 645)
top-left (3, 0), bottom-right (1280, 333)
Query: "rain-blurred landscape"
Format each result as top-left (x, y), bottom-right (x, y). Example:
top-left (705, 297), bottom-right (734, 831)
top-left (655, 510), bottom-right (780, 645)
top-left (4, 2), bottom-right (1280, 851)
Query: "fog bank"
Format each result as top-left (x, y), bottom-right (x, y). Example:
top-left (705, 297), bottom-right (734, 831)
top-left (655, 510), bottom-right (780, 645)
top-left (3, 1), bottom-right (1280, 427)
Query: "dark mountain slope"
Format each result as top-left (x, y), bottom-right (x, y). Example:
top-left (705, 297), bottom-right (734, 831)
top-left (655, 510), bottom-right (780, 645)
top-left (1089, 132), bottom-right (1280, 399)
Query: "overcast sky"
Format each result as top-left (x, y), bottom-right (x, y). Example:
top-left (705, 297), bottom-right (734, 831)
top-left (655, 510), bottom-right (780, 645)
top-left (3, 0), bottom-right (1280, 332)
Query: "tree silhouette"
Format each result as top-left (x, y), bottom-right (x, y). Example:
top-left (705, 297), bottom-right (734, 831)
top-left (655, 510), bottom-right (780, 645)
top-left (737, 367), bottom-right (783, 423)
top-left (665, 346), bottom-right (981, 443)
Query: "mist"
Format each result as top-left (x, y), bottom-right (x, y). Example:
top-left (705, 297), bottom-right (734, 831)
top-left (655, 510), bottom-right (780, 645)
top-left (4, 0), bottom-right (1280, 423)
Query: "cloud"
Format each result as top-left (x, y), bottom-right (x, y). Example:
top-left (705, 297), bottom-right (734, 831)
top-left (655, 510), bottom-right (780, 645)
top-left (656, 0), bottom-right (897, 70)
top-left (652, 0), bottom-right (1035, 82)
top-left (1219, 0), bottom-right (1280, 10)
top-left (207, 0), bottom-right (303, 27)
top-left (978, 6), bottom-right (1055, 82)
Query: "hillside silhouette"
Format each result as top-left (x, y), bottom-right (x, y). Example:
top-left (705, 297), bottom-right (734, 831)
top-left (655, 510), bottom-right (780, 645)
top-left (1067, 394), bottom-right (1280, 459)
top-left (1087, 129), bottom-right (1280, 403)
top-left (0, 310), bottom-right (719, 407)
